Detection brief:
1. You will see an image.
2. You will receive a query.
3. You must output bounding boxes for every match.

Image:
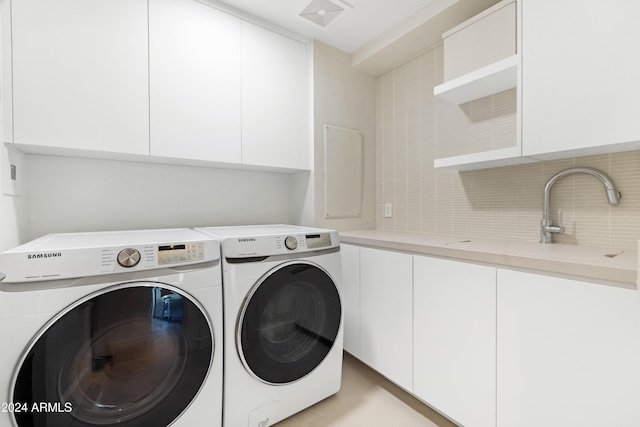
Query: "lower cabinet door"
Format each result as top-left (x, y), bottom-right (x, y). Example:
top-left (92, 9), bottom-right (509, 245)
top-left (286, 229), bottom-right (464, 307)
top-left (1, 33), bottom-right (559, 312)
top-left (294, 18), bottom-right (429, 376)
top-left (340, 244), bottom-right (361, 358)
top-left (413, 255), bottom-right (496, 427)
top-left (359, 247), bottom-right (413, 391)
top-left (497, 269), bottom-right (640, 427)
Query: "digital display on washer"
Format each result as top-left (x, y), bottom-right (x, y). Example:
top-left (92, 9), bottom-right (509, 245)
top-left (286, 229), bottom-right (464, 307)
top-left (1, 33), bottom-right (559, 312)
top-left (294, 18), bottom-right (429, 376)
top-left (159, 244), bottom-right (186, 251)
top-left (305, 233), bottom-right (332, 249)
top-left (157, 243), bottom-right (205, 265)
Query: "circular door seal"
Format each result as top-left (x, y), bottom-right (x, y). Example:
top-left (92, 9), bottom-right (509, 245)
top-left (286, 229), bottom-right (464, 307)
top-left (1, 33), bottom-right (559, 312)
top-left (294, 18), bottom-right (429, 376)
top-left (11, 283), bottom-right (213, 427)
top-left (237, 261), bottom-right (341, 385)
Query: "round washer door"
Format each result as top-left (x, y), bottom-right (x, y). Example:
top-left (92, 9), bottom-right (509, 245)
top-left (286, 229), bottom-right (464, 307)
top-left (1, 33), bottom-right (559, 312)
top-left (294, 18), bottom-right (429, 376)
top-left (238, 261), bottom-right (341, 385)
top-left (11, 283), bottom-right (214, 427)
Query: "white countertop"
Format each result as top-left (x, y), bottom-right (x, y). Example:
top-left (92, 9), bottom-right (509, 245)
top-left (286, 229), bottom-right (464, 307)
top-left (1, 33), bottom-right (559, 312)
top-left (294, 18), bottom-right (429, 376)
top-left (339, 230), bottom-right (638, 288)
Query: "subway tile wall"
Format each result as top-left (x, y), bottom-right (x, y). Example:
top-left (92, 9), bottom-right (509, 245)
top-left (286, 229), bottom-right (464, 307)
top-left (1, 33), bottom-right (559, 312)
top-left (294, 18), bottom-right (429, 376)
top-left (376, 44), bottom-right (640, 249)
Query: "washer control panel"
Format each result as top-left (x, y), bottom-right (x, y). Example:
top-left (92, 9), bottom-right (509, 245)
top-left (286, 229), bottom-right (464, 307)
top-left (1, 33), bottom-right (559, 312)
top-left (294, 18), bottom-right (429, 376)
top-left (304, 233), bottom-right (333, 249)
top-left (100, 242), bottom-right (206, 272)
top-left (157, 243), bottom-right (205, 265)
top-left (0, 229), bottom-right (220, 283)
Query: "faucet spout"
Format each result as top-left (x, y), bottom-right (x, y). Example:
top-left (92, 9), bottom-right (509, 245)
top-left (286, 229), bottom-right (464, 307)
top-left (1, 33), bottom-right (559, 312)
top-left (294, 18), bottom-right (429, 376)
top-left (540, 167), bottom-right (621, 243)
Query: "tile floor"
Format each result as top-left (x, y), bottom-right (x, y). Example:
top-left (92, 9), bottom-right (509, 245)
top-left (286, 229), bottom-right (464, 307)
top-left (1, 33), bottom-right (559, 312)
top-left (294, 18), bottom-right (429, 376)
top-left (276, 353), bottom-right (458, 427)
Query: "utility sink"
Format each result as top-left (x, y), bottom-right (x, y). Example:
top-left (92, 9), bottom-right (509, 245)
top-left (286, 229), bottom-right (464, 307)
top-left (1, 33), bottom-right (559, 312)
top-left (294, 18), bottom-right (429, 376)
top-left (604, 250), bottom-right (625, 259)
top-left (445, 239), bottom-right (472, 245)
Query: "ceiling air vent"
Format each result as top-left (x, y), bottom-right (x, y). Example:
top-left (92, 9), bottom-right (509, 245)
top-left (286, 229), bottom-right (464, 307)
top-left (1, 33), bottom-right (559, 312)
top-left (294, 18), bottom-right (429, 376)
top-left (300, 0), bottom-right (351, 28)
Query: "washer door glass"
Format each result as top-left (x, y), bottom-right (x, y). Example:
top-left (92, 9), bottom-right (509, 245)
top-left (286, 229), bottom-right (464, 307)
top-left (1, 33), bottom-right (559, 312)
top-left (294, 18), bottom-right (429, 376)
top-left (12, 284), bottom-right (213, 427)
top-left (238, 262), bottom-right (341, 384)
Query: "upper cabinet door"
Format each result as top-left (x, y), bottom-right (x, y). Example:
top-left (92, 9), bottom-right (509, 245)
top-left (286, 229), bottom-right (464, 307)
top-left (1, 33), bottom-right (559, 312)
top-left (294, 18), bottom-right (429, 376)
top-left (521, 0), bottom-right (640, 157)
top-left (241, 21), bottom-right (308, 170)
top-left (149, 0), bottom-right (242, 163)
top-left (11, 0), bottom-right (149, 155)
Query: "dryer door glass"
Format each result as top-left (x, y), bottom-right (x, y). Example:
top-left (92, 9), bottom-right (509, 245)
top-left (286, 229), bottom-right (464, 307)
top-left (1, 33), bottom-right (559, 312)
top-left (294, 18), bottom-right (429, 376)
top-left (11, 284), bottom-right (213, 427)
top-left (238, 261), bottom-right (341, 384)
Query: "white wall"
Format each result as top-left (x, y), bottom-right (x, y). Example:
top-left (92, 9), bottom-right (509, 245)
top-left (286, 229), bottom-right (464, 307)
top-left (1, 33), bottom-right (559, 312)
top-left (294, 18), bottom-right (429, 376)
top-left (27, 155), bottom-right (296, 240)
top-left (313, 41), bottom-right (377, 231)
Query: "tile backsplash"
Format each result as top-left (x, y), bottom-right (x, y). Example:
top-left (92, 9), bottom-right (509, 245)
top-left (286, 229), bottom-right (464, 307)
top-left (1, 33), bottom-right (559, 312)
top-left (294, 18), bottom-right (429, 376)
top-left (376, 44), bottom-right (640, 250)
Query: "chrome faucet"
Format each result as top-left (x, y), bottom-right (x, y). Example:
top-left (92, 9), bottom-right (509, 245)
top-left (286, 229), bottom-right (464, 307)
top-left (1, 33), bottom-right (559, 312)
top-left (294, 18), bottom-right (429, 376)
top-left (540, 167), bottom-right (621, 243)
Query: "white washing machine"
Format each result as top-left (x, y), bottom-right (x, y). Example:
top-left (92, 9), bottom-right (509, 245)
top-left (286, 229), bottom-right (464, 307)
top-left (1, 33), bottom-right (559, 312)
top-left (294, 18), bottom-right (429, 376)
top-left (0, 228), bottom-right (223, 427)
top-left (194, 225), bottom-right (343, 427)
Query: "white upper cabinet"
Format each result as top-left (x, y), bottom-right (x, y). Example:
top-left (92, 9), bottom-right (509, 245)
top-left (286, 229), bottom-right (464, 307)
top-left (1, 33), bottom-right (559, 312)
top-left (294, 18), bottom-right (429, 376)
top-left (149, 0), bottom-right (241, 163)
top-left (3, 0), bottom-right (309, 172)
top-left (433, 0), bottom-right (525, 171)
top-left (521, 0), bottom-right (640, 158)
top-left (437, 0), bottom-right (640, 170)
top-left (10, 0), bottom-right (149, 155)
top-left (435, 0), bottom-right (517, 105)
top-left (240, 21), bottom-right (308, 170)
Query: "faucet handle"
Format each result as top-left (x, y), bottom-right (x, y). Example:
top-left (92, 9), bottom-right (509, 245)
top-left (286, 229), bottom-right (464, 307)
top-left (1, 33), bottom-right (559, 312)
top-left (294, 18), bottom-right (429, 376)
top-left (547, 210), bottom-right (565, 235)
top-left (546, 224), bottom-right (565, 234)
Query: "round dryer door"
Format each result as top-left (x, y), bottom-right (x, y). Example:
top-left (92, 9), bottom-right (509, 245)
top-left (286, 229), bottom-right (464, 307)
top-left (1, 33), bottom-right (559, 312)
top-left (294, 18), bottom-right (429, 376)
top-left (11, 283), bottom-right (213, 427)
top-left (238, 261), bottom-right (341, 384)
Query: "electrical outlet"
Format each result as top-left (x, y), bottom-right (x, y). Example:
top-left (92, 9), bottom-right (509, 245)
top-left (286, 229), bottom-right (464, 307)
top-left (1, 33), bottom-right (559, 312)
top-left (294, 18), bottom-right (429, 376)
top-left (3, 145), bottom-right (24, 196)
top-left (384, 202), bottom-right (393, 218)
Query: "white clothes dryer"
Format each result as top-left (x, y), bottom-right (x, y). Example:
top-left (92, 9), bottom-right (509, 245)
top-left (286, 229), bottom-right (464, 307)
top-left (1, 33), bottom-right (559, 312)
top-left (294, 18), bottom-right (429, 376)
top-left (0, 228), bottom-right (223, 427)
top-left (194, 225), bottom-right (343, 427)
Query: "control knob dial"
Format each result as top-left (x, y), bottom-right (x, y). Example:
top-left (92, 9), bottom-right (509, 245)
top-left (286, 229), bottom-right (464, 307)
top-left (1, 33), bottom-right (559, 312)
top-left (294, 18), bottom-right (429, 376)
top-left (284, 236), bottom-right (298, 250)
top-left (117, 248), bottom-right (141, 268)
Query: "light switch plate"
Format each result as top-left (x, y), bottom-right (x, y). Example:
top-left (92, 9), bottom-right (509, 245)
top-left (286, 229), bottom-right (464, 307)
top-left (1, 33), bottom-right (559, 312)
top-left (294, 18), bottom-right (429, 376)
top-left (384, 202), bottom-right (393, 218)
top-left (3, 145), bottom-right (24, 196)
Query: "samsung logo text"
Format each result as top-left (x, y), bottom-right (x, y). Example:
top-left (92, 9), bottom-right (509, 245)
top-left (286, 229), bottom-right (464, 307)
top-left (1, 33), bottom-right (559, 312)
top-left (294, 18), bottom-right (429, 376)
top-left (27, 253), bottom-right (62, 260)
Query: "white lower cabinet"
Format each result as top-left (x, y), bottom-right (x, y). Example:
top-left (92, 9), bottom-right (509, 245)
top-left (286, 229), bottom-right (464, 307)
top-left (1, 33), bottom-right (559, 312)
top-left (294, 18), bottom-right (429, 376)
top-left (340, 244), bottom-right (361, 358)
top-left (497, 269), bottom-right (640, 427)
top-left (414, 256), bottom-right (496, 427)
top-left (359, 247), bottom-right (413, 391)
top-left (341, 244), bottom-right (640, 427)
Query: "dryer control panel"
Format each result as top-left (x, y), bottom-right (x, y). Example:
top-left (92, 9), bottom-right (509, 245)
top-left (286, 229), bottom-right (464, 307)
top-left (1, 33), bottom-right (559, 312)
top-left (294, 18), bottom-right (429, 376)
top-left (221, 230), bottom-right (339, 259)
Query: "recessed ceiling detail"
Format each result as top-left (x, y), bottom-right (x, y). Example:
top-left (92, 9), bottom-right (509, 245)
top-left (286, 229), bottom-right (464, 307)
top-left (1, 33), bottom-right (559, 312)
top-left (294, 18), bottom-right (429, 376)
top-left (300, 0), bottom-right (352, 28)
top-left (215, 0), bottom-right (451, 54)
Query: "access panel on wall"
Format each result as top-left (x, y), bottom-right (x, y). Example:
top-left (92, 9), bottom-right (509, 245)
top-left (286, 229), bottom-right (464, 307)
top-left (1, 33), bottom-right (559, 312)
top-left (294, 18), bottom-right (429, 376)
top-left (324, 125), bottom-right (362, 219)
